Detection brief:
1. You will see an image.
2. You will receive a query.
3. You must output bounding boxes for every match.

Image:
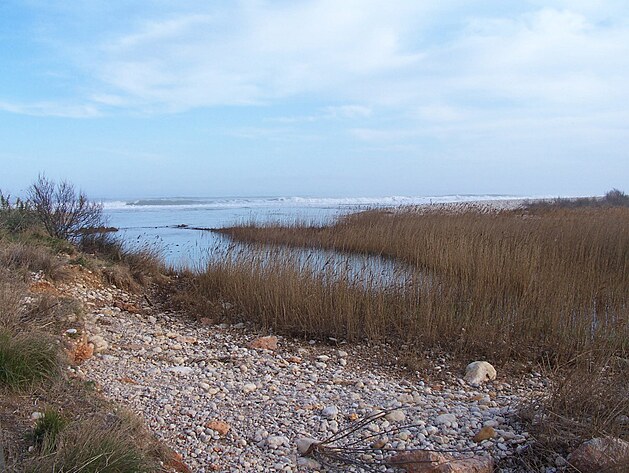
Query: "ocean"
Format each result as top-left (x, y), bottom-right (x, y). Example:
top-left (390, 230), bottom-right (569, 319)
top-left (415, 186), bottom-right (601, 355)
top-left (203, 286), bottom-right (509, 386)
top-left (102, 195), bottom-right (521, 267)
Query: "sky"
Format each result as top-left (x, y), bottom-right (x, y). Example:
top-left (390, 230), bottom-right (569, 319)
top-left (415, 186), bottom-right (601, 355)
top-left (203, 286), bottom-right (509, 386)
top-left (0, 1), bottom-right (628, 199)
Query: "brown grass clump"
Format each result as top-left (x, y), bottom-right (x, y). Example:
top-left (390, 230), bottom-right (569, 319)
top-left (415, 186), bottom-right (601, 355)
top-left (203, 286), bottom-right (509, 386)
top-left (0, 269), bottom-right (24, 328)
top-left (0, 241), bottom-right (66, 280)
top-left (23, 410), bottom-right (164, 473)
top-left (518, 350), bottom-right (629, 467)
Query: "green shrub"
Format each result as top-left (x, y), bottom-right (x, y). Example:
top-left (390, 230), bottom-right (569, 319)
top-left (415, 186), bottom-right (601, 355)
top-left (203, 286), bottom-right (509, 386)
top-left (0, 329), bottom-right (60, 389)
top-left (0, 191), bottom-right (39, 235)
top-left (29, 408), bottom-right (68, 454)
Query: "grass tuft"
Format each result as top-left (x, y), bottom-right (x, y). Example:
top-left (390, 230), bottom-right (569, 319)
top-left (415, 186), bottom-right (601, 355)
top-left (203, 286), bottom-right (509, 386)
top-left (29, 408), bottom-right (68, 454)
top-left (26, 412), bottom-right (160, 473)
top-left (0, 329), bottom-right (60, 389)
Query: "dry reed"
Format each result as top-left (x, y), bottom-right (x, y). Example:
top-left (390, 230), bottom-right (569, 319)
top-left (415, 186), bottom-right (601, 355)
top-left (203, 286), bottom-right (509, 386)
top-left (200, 207), bottom-right (628, 363)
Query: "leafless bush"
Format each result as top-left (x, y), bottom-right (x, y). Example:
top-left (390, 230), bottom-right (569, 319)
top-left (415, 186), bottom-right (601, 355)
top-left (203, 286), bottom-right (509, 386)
top-left (28, 175), bottom-right (104, 241)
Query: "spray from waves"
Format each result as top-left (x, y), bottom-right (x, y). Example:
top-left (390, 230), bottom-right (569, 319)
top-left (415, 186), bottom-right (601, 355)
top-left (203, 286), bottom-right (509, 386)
top-left (101, 195), bottom-right (526, 211)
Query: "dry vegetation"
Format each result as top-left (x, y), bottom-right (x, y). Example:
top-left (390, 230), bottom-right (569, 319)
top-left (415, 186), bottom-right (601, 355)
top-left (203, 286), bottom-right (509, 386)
top-left (183, 203), bottom-right (629, 459)
top-left (211, 206), bottom-right (629, 363)
top-left (0, 182), bottom-right (170, 471)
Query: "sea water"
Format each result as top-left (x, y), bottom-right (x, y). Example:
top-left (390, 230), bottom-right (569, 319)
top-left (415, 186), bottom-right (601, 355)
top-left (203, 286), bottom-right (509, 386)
top-left (103, 195), bottom-right (519, 269)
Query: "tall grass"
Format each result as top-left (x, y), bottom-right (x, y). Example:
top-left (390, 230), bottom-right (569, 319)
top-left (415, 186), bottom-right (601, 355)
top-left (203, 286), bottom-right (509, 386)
top-left (209, 207), bottom-right (628, 363)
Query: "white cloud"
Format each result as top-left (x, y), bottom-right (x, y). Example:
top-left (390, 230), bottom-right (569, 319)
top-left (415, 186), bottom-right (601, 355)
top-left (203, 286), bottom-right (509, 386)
top-left (5, 0), bottom-right (629, 128)
top-left (0, 100), bottom-right (100, 118)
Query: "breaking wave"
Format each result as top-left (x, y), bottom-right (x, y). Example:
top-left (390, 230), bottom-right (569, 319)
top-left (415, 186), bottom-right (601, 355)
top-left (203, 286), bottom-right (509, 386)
top-left (101, 195), bottom-right (522, 211)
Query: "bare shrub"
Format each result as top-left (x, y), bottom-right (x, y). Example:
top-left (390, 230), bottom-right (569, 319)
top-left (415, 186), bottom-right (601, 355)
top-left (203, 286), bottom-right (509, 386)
top-left (604, 188), bottom-right (629, 206)
top-left (79, 232), bottom-right (124, 260)
top-left (102, 264), bottom-right (140, 292)
top-left (524, 188), bottom-right (629, 210)
top-left (28, 175), bottom-right (104, 241)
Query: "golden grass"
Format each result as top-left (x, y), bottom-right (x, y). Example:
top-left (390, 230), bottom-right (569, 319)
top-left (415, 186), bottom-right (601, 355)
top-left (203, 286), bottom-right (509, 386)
top-left (200, 207), bottom-right (629, 363)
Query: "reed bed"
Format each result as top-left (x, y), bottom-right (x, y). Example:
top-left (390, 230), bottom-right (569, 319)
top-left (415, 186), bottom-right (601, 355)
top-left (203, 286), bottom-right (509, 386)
top-left (205, 207), bottom-right (629, 363)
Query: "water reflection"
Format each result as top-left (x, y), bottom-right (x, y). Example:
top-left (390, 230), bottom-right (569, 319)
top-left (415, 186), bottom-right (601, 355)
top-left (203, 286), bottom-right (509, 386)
top-left (202, 237), bottom-right (426, 291)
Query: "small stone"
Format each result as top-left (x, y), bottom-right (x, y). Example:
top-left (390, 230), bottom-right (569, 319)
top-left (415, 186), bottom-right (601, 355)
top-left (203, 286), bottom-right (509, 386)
top-left (206, 420), bottom-right (230, 436)
top-left (88, 335), bottom-right (108, 353)
top-left (473, 426), bottom-right (496, 443)
top-left (391, 450), bottom-right (493, 472)
top-left (266, 435), bottom-right (289, 449)
top-left (322, 405), bottom-right (339, 419)
top-left (372, 437), bottom-right (388, 449)
top-left (243, 383), bottom-right (257, 393)
top-left (296, 437), bottom-right (320, 455)
top-left (249, 336), bottom-right (278, 351)
top-left (169, 367), bottom-right (193, 376)
top-left (567, 437), bottom-right (629, 473)
top-left (297, 457), bottom-right (321, 469)
top-left (385, 410), bottom-right (406, 423)
top-left (31, 411), bottom-right (44, 421)
top-left (434, 413), bottom-right (456, 425)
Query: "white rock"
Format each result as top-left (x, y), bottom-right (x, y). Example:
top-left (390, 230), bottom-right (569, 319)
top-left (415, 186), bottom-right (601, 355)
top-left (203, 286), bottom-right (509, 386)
top-left (169, 366), bottom-right (193, 375)
top-left (89, 335), bottom-right (108, 353)
top-left (385, 410), bottom-right (406, 423)
top-left (435, 413), bottom-right (457, 425)
top-left (296, 437), bottom-right (320, 455)
top-left (243, 383), bottom-right (257, 393)
top-left (65, 328), bottom-right (78, 335)
top-left (322, 405), bottom-right (339, 419)
top-left (464, 361), bottom-right (497, 385)
top-left (266, 435), bottom-right (289, 449)
top-left (297, 457), bottom-right (321, 469)
top-left (31, 411), bottom-right (44, 421)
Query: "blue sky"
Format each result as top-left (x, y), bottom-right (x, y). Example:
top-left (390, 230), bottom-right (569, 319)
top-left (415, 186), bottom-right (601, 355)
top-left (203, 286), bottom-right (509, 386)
top-left (1, 1), bottom-right (628, 198)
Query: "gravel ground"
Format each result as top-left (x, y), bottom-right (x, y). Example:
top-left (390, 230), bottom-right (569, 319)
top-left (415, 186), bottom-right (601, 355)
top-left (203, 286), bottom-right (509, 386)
top-left (66, 281), bottom-right (544, 473)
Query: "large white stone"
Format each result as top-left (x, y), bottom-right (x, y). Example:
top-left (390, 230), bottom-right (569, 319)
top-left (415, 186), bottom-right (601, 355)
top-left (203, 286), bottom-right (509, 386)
top-left (296, 437), bottom-right (320, 455)
top-left (464, 361), bottom-right (497, 385)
